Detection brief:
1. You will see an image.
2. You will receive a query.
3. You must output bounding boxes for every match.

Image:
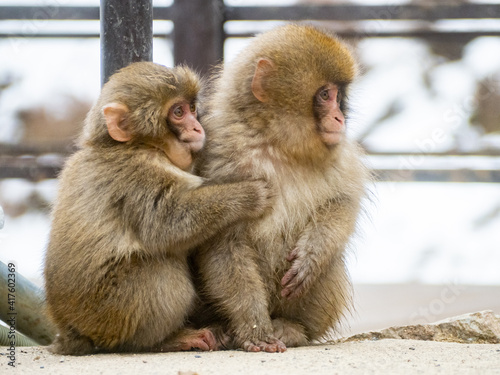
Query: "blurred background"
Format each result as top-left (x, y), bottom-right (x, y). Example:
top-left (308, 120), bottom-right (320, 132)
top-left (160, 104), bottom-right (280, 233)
top-left (0, 0), bottom-right (499, 336)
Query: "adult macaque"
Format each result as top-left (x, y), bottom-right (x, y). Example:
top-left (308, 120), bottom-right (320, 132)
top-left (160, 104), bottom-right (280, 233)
top-left (44, 62), bottom-right (272, 355)
top-left (194, 24), bottom-right (369, 352)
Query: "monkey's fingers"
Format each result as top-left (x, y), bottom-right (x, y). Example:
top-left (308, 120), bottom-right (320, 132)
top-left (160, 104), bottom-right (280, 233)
top-left (281, 264), bottom-right (310, 299)
top-left (281, 278), bottom-right (306, 299)
top-left (283, 282), bottom-right (306, 300)
top-left (285, 247), bottom-right (300, 262)
top-left (281, 267), bottom-right (298, 287)
top-left (281, 248), bottom-right (301, 289)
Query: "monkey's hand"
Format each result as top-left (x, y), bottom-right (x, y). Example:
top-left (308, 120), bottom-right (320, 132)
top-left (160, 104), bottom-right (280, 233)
top-left (281, 196), bottom-right (358, 299)
top-left (281, 246), bottom-right (319, 300)
top-left (245, 179), bottom-right (276, 219)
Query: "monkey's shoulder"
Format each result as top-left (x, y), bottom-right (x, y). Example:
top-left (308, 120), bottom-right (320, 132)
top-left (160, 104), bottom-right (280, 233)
top-left (63, 146), bottom-right (203, 187)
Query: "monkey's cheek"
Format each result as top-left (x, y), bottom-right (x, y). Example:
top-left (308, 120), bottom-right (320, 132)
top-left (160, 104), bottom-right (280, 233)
top-left (320, 131), bottom-right (343, 146)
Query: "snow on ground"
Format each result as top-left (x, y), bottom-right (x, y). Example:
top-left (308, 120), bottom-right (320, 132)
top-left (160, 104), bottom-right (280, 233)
top-left (349, 182), bottom-right (500, 285)
top-left (1, 180), bottom-right (499, 287)
top-left (0, 210), bottom-right (50, 285)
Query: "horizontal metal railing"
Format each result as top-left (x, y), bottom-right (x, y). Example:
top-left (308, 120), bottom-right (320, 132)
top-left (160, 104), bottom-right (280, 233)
top-left (0, 2), bottom-right (499, 182)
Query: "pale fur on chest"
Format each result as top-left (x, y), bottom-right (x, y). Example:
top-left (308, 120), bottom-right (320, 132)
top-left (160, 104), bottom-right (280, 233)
top-left (241, 146), bottom-right (347, 264)
top-left (203, 123), bottom-right (362, 265)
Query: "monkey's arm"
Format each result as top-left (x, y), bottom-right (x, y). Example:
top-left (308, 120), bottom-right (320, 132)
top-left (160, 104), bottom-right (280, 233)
top-left (281, 195), bottom-right (361, 299)
top-left (122, 178), bottom-right (271, 256)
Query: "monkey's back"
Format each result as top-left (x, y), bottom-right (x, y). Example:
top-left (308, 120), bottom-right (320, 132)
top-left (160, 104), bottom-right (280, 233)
top-left (44, 146), bottom-right (199, 349)
top-left (46, 147), bottom-right (144, 278)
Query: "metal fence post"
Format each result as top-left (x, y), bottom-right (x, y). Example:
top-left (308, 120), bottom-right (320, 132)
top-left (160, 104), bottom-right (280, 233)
top-left (172, 0), bottom-right (225, 76)
top-left (100, 0), bottom-right (153, 86)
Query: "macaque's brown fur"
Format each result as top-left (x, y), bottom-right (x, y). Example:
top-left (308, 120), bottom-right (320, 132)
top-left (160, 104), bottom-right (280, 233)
top-left (194, 25), bottom-right (369, 352)
top-left (44, 62), bottom-right (272, 355)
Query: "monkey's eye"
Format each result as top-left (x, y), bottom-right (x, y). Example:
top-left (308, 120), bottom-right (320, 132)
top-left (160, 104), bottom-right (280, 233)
top-left (190, 103), bottom-right (196, 113)
top-left (319, 89), bottom-right (330, 101)
top-left (173, 106), bottom-right (184, 118)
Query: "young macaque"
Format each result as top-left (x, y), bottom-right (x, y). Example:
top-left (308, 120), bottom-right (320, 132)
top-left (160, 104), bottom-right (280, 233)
top-left (44, 62), bottom-right (272, 355)
top-left (194, 24), bottom-right (369, 352)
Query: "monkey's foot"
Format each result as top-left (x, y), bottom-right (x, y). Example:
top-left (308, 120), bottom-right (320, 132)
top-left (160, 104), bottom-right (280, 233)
top-left (241, 336), bottom-right (287, 353)
top-left (159, 328), bottom-right (218, 352)
top-left (48, 331), bottom-right (96, 356)
top-left (272, 318), bottom-right (308, 347)
top-left (207, 325), bottom-right (234, 350)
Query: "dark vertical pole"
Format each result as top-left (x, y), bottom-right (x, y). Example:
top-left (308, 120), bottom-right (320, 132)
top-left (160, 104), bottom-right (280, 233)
top-left (100, 0), bottom-right (153, 86)
top-left (172, 0), bottom-right (225, 76)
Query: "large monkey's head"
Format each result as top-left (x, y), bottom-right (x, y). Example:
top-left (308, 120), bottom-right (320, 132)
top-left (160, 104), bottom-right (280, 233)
top-left (82, 62), bottom-right (203, 170)
top-left (214, 24), bottom-right (358, 162)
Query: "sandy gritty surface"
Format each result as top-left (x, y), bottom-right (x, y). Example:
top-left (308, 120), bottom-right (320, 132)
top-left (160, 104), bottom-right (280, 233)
top-left (1, 340), bottom-right (500, 375)
top-left (2, 284), bottom-right (500, 374)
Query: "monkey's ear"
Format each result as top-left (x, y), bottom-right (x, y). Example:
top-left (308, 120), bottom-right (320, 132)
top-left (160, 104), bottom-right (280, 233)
top-left (251, 58), bottom-right (274, 102)
top-left (102, 103), bottom-right (133, 142)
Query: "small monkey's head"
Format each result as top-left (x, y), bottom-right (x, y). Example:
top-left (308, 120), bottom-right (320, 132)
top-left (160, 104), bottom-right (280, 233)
top-left (82, 62), bottom-right (203, 169)
top-left (218, 24), bottom-right (357, 161)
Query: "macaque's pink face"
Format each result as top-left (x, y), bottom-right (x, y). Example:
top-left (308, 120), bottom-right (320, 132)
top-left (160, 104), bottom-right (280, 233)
top-left (167, 100), bottom-right (205, 153)
top-left (314, 83), bottom-right (345, 146)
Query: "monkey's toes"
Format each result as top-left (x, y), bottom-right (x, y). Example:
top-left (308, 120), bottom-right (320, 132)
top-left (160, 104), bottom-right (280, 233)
top-left (242, 341), bottom-right (262, 352)
top-left (177, 329), bottom-right (217, 351)
top-left (263, 338), bottom-right (287, 353)
top-left (242, 338), bottom-right (287, 353)
top-left (197, 329), bottom-right (218, 351)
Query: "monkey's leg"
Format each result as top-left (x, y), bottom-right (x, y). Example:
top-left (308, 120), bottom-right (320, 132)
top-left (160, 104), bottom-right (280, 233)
top-left (49, 257), bottom-right (199, 354)
top-left (117, 258), bottom-right (203, 352)
top-left (48, 327), bottom-right (95, 356)
top-left (207, 324), bottom-right (233, 350)
top-left (271, 318), bottom-right (308, 347)
top-left (282, 256), bottom-right (351, 342)
top-left (197, 234), bottom-right (286, 353)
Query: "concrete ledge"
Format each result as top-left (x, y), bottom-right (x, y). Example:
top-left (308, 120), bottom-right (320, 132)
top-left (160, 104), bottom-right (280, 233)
top-left (2, 340), bottom-right (500, 374)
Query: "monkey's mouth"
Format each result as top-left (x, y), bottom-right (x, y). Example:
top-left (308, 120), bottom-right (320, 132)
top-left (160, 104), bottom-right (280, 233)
top-left (320, 130), bottom-right (344, 146)
top-left (320, 129), bottom-right (343, 136)
top-left (188, 140), bottom-right (205, 152)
